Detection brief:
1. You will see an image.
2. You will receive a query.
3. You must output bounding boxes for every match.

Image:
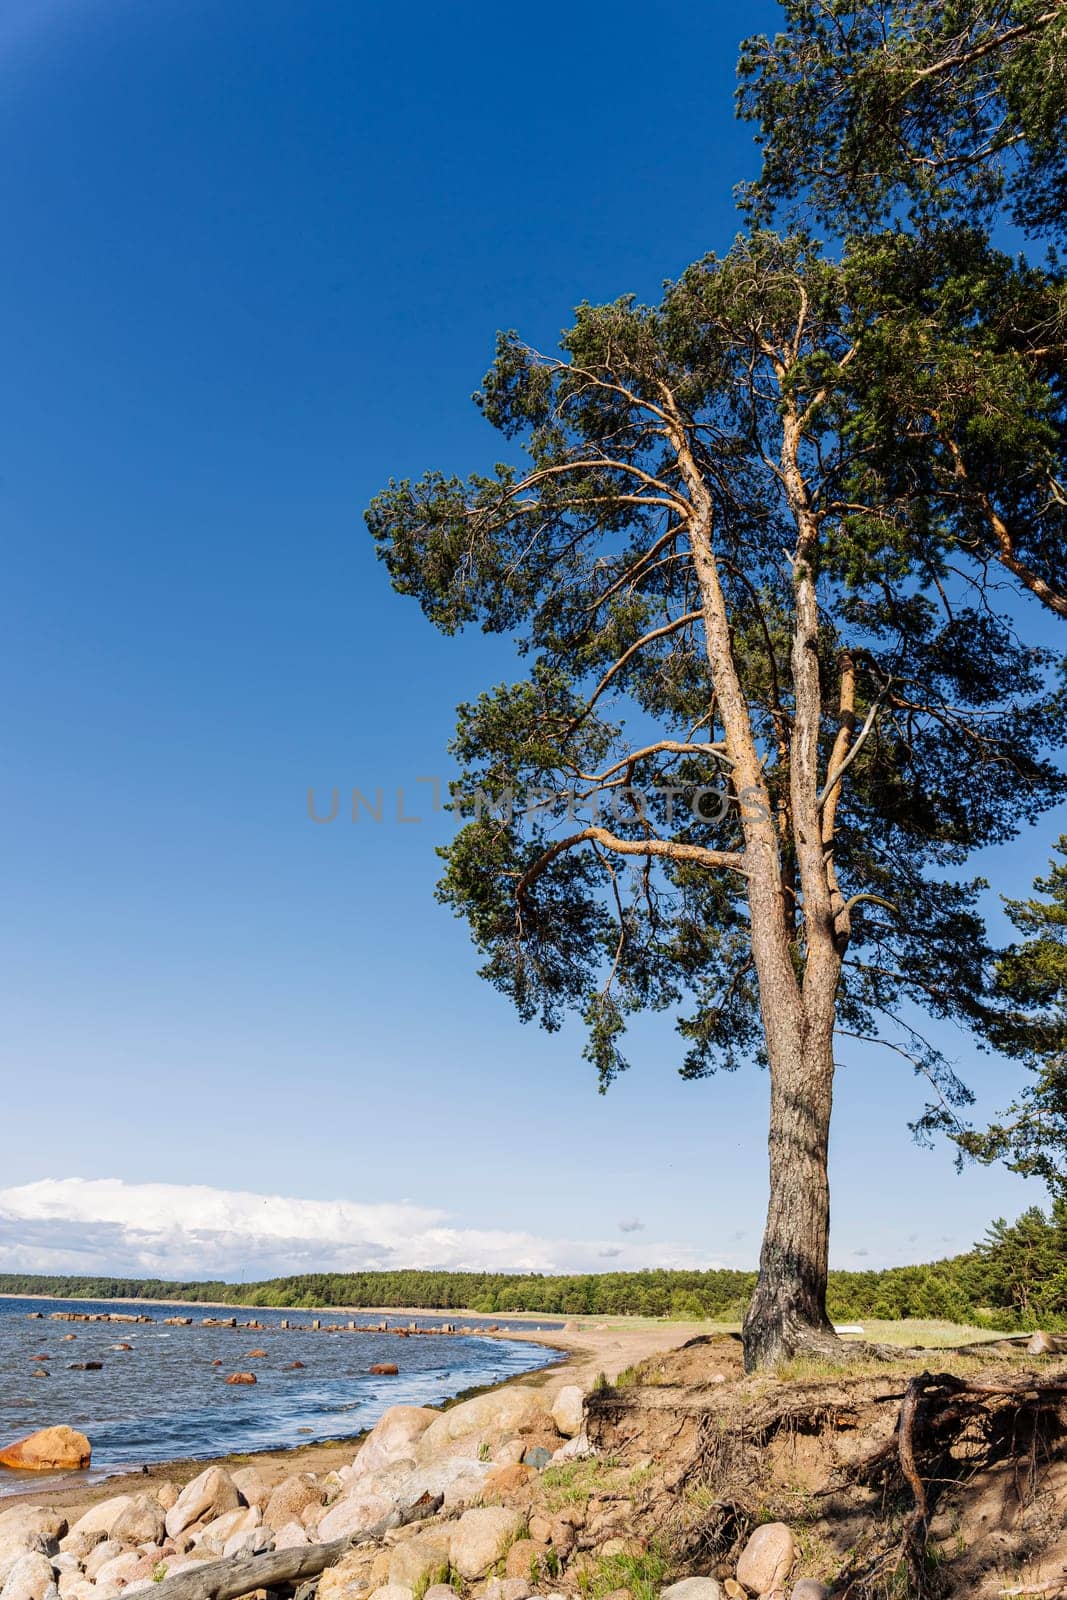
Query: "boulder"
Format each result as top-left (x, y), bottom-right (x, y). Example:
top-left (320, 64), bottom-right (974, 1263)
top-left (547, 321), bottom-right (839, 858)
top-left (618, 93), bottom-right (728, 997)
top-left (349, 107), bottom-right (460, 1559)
top-left (385, 1456), bottom-right (493, 1511)
top-left (416, 1388), bottom-right (549, 1463)
top-left (0, 1546), bottom-right (55, 1592)
top-left (485, 1581), bottom-right (532, 1600)
top-left (484, 1463), bottom-right (533, 1496)
top-left (351, 1407), bottom-right (438, 1483)
top-left (0, 1429), bottom-right (90, 1473)
top-left (316, 1492), bottom-right (396, 1544)
top-left (424, 1588), bottom-right (457, 1600)
top-left (63, 1500), bottom-right (134, 1549)
top-left (108, 1497), bottom-right (165, 1548)
top-left (370, 1364), bottom-right (399, 1376)
top-left (790, 1584), bottom-right (831, 1600)
top-left (92, 1552), bottom-right (149, 1590)
top-left (221, 1529), bottom-right (272, 1560)
top-left (522, 1447), bottom-right (551, 1471)
top-left (193, 1507), bottom-right (261, 1553)
top-left (505, 1540), bottom-right (549, 1581)
top-left (736, 1525), bottom-right (795, 1596)
top-left (165, 1466), bottom-right (240, 1538)
top-left (230, 1467), bottom-right (271, 1510)
top-left (0, 1511), bottom-right (66, 1549)
top-left (0, 1554), bottom-right (57, 1600)
top-left (550, 1386), bottom-right (584, 1438)
top-left (493, 1440), bottom-right (527, 1467)
top-left (317, 1549), bottom-right (379, 1600)
top-left (661, 1582), bottom-right (723, 1600)
top-left (368, 1588), bottom-right (413, 1600)
top-left (263, 1475), bottom-right (325, 1532)
top-left (448, 1507), bottom-right (525, 1580)
top-left (83, 1545), bottom-right (125, 1582)
top-left (273, 1524), bottom-right (308, 1551)
top-left (387, 1529), bottom-right (452, 1590)
top-left (225, 1374), bottom-right (256, 1386)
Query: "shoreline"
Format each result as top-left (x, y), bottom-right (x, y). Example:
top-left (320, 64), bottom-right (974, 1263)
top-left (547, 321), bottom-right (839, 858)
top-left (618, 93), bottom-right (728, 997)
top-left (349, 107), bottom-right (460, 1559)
top-left (0, 1316), bottom-right (707, 1520)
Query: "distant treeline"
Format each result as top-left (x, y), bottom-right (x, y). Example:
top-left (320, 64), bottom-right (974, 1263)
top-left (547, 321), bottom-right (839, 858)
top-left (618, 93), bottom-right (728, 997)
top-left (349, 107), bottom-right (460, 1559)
top-left (3, 1204), bottom-right (1065, 1329)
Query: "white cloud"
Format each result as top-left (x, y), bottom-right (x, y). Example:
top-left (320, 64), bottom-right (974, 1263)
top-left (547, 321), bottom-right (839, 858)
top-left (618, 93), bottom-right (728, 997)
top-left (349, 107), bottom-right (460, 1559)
top-left (0, 1178), bottom-right (715, 1280)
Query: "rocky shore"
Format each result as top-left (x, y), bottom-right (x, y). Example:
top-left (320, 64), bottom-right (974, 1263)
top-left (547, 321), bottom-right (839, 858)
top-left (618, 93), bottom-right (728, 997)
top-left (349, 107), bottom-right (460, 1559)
top-left (2, 1322), bottom-right (1063, 1600)
top-left (0, 1321), bottom-right (827, 1600)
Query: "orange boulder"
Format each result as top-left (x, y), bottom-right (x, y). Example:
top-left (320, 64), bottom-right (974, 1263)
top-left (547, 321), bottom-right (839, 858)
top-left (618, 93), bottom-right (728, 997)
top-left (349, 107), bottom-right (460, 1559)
top-left (225, 1372), bottom-right (257, 1385)
top-left (0, 1425), bottom-right (91, 1470)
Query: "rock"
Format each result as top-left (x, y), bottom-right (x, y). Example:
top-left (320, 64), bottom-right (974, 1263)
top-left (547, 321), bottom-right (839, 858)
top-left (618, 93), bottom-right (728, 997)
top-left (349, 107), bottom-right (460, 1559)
top-left (388, 1529), bottom-right (452, 1589)
top-left (493, 1440), bottom-right (527, 1467)
top-left (552, 1433), bottom-right (593, 1461)
top-left (1, 1554), bottom-right (57, 1600)
top-left (527, 1517), bottom-right (552, 1546)
top-left (0, 1429), bottom-right (91, 1472)
top-left (263, 1475), bottom-right (324, 1532)
top-left (164, 1466), bottom-right (240, 1538)
top-left (1027, 1330), bottom-right (1058, 1355)
top-left (423, 1588), bottom-right (456, 1600)
top-left (245, 1350), bottom-right (268, 1359)
top-left (229, 1467), bottom-right (271, 1510)
top-left (368, 1588), bottom-right (413, 1600)
top-left (370, 1364), bottom-right (399, 1376)
top-left (91, 1553), bottom-right (148, 1590)
top-left (108, 1497), bottom-right (165, 1548)
top-left (661, 1581), bottom-right (723, 1600)
top-left (83, 1545), bottom-right (125, 1582)
top-left (416, 1389), bottom-right (549, 1464)
top-left (221, 1529), bottom-right (272, 1561)
top-left (485, 1580), bottom-right (532, 1600)
top-left (273, 1523), bottom-right (308, 1551)
top-left (0, 1511), bottom-right (66, 1550)
top-left (504, 1540), bottom-right (549, 1581)
top-left (484, 1463), bottom-right (533, 1496)
top-left (736, 1525), bottom-right (795, 1596)
top-left (316, 1492), bottom-right (397, 1543)
top-left (522, 1447), bottom-right (551, 1471)
top-left (63, 1501), bottom-right (134, 1549)
top-left (562, 1321), bottom-right (581, 1332)
top-left (384, 1456), bottom-right (494, 1512)
top-left (351, 1407), bottom-right (439, 1483)
top-left (790, 1583), bottom-right (831, 1600)
top-left (0, 1552), bottom-right (54, 1596)
top-left (448, 1507), bottom-right (525, 1581)
top-left (193, 1506), bottom-right (262, 1553)
top-left (154, 1484), bottom-right (180, 1513)
top-left (550, 1386), bottom-right (584, 1438)
top-left (225, 1373), bottom-right (256, 1386)
top-left (316, 1550), bottom-right (378, 1600)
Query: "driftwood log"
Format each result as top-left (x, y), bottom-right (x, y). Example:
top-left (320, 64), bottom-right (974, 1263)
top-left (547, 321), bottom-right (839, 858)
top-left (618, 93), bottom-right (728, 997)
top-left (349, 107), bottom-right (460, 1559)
top-left (146, 1491), bottom-right (446, 1600)
top-left (146, 1536), bottom-right (357, 1600)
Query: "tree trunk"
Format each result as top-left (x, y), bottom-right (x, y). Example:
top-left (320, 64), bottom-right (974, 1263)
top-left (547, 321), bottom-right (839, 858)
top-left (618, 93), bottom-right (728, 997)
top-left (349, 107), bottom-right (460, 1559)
top-left (742, 1018), bottom-right (842, 1370)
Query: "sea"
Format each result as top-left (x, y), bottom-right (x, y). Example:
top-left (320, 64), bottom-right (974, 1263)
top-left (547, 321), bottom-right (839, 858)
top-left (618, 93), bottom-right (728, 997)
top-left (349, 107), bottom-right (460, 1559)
top-left (0, 1296), bottom-right (562, 1492)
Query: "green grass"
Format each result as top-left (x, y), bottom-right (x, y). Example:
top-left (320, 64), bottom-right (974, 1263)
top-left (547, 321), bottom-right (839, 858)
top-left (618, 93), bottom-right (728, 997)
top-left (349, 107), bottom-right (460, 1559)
top-left (577, 1548), bottom-right (668, 1600)
top-left (539, 1456), bottom-right (618, 1510)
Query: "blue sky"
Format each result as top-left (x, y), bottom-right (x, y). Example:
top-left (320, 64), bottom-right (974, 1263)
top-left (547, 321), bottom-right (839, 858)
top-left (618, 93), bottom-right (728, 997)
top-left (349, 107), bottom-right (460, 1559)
top-left (0, 0), bottom-right (1058, 1281)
